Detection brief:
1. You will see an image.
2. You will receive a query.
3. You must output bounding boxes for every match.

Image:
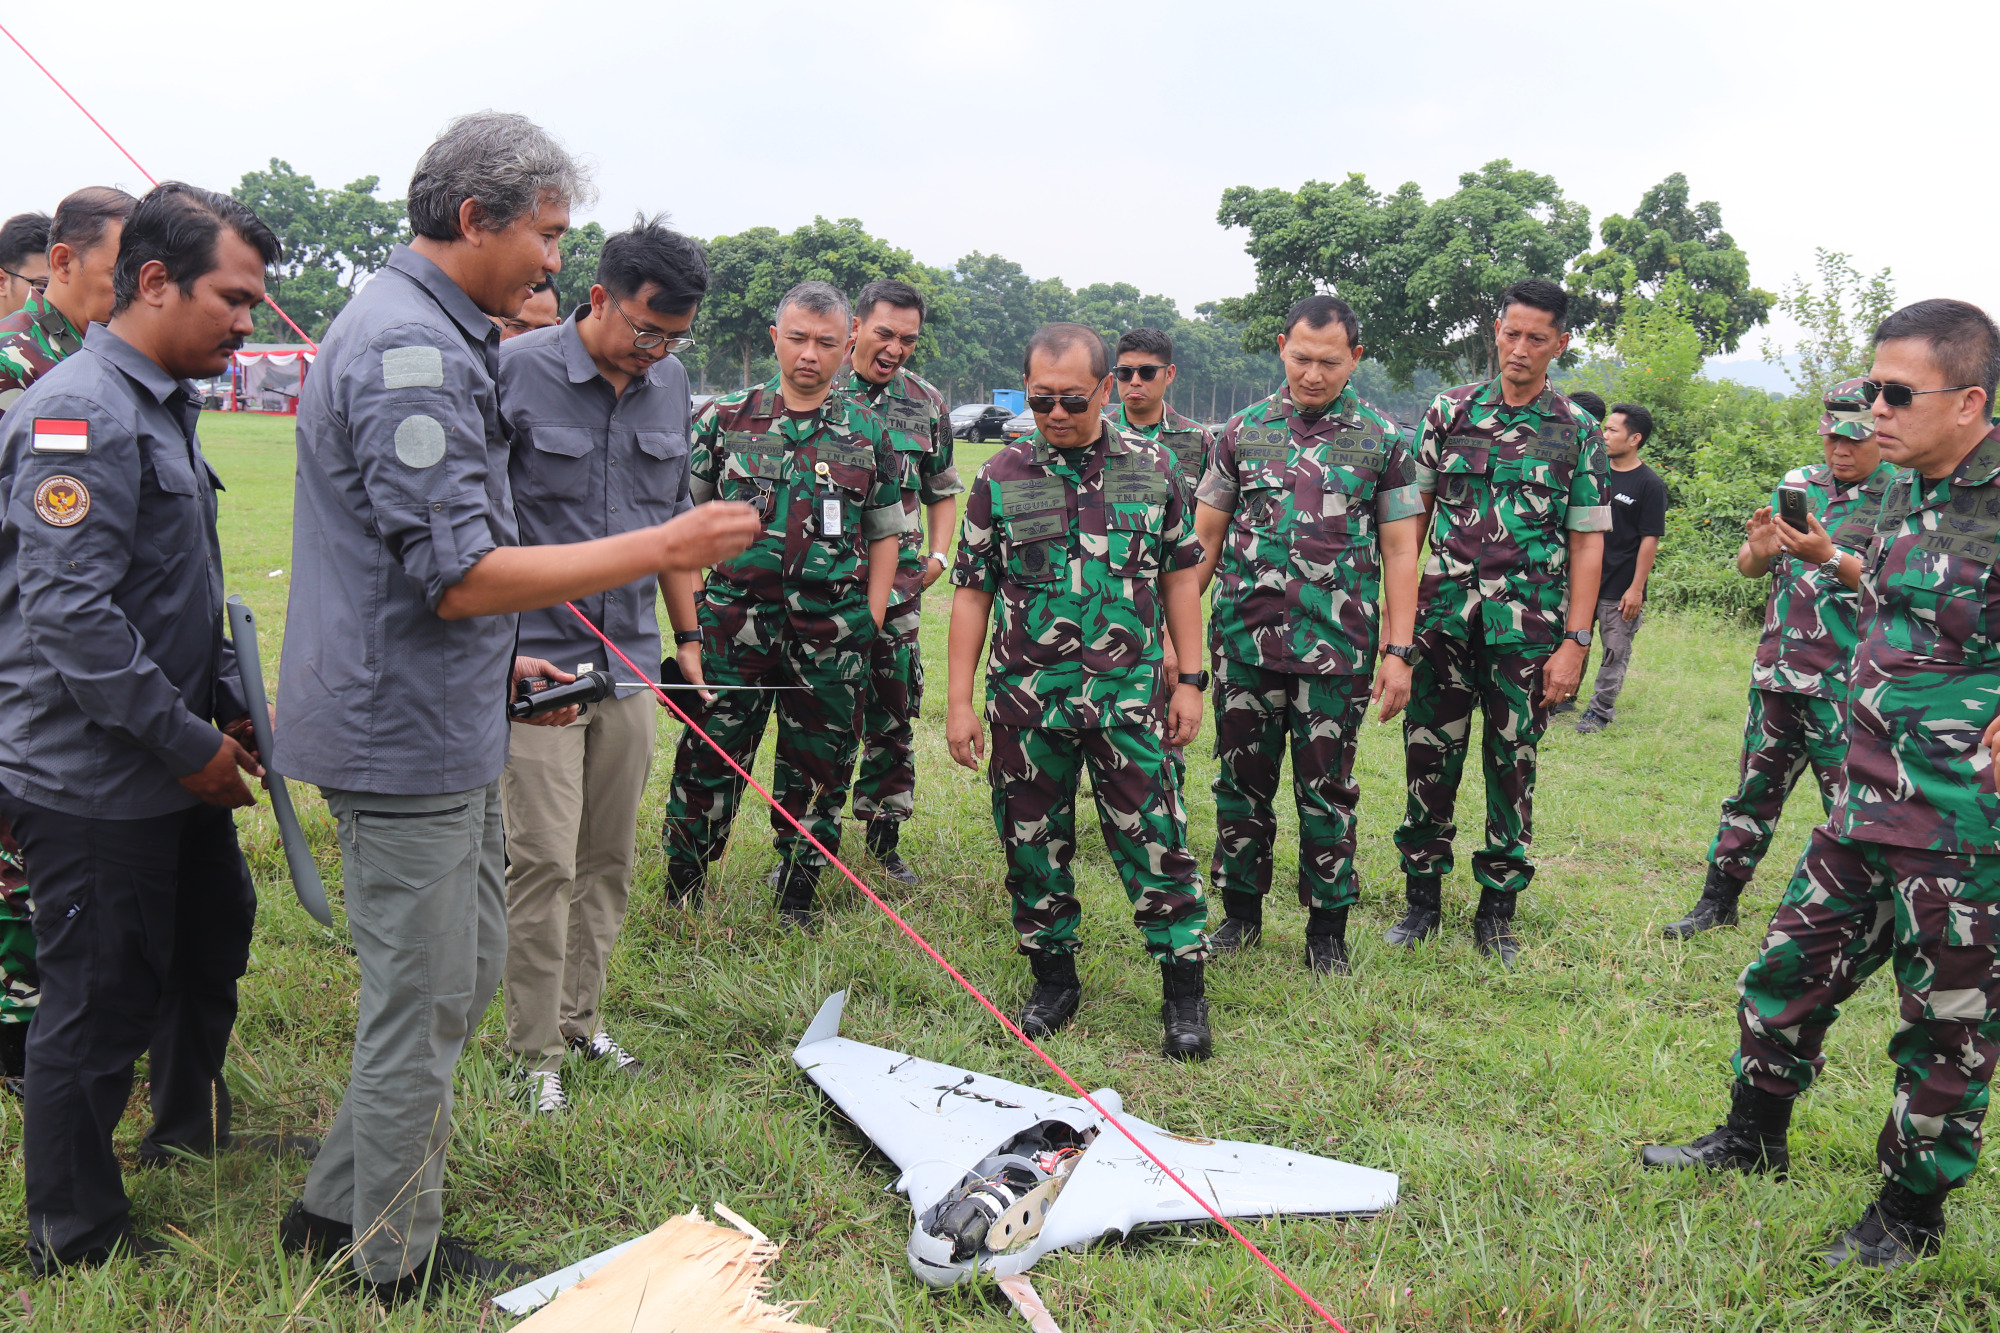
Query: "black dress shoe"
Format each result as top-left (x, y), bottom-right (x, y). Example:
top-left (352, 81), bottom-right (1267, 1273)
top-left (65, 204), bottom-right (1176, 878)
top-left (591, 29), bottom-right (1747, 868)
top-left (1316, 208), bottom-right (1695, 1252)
top-left (1823, 1184), bottom-right (1945, 1270)
top-left (1018, 951), bottom-right (1081, 1039)
top-left (29, 1230), bottom-right (170, 1275)
top-left (1159, 958), bottom-right (1212, 1062)
top-left (1638, 1083), bottom-right (1793, 1175)
top-left (279, 1198), bottom-right (354, 1262)
top-left (1385, 876), bottom-right (1442, 947)
top-left (366, 1235), bottom-right (535, 1305)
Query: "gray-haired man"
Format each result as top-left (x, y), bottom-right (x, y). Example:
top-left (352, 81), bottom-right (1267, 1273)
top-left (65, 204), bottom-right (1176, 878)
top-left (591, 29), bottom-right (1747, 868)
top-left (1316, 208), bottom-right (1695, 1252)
top-left (275, 114), bottom-right (757, 1300)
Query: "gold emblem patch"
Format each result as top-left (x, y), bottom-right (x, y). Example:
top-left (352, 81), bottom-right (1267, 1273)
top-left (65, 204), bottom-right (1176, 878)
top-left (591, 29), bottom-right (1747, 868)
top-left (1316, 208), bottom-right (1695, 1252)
top-left (33, 475), bottom-right (89, 527)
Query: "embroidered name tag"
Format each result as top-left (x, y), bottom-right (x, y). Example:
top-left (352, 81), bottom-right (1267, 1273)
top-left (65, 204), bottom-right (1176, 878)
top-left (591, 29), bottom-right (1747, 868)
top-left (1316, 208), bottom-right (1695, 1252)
top-left (1005, 511), bottom-right (1067, 542)
top-left (31, 418), bottom-right (89, 453)
top-left (998, 477), bottom-right (1066, 513)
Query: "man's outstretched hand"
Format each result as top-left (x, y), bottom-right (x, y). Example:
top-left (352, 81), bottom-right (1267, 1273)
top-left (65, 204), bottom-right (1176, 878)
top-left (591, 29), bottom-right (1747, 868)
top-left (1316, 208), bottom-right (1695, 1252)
top-left (659, 502), bottom-right (763, 571)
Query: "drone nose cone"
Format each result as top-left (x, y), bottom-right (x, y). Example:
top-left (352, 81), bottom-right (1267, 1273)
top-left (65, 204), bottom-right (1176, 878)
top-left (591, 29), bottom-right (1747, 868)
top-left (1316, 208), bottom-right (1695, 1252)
top-left (1089, 1089), bottom-right (1122, 1119)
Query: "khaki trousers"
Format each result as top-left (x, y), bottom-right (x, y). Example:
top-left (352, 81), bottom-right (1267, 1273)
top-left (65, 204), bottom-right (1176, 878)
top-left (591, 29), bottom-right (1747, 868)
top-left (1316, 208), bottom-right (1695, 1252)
top-left (500, 689), bottom-right (656, 1072)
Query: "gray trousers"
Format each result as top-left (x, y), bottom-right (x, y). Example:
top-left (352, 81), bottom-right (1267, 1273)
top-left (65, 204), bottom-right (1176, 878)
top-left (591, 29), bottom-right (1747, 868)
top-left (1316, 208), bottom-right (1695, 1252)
top-left (1588, 596), bottom-right (1644, 719)
top-left (303, 782), bottom-right (506, 1282)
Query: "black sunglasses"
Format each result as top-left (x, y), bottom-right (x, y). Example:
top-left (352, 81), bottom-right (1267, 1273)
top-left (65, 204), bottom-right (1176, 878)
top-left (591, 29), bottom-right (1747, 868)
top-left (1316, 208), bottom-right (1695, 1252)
top-left (1, 267), bottom-right (46, 291)
top-left (1026, 392), bottom-right (1098, 414)
top-left (1114, 363), bottom-right (1167, 382)
top-left (1860, 379), bottom-right (1976, 408)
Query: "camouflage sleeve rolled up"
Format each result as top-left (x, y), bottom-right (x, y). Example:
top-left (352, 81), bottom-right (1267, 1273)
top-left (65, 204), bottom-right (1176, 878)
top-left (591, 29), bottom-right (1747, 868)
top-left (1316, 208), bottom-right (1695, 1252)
top-left (856, 403), bottom-right (913, 541)
top-left (1564, 409), bottom-right (1612, 532)
top-left (912, 373), bottom-right (963, 505)
top-left (1412, 393), bottom-right (1448, 494)
top-left (950, 464), bottom-right (1000, 594)
top-left (1194, 413), bottom-right (1244, 513)
top-left (687, 397), bottom-right (725, 502)
top-left (1377, 429), bottom-right (1425, 522)
top-left (1162, 449), bottom-right (1205, 571)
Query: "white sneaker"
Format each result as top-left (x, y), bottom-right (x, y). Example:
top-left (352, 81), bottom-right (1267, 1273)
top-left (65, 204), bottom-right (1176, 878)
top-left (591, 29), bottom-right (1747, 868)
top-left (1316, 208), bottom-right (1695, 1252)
top-left (524, 1068), bottom-right (567, 1114)
top-left (571, 1030), bottom-right (645, 1077)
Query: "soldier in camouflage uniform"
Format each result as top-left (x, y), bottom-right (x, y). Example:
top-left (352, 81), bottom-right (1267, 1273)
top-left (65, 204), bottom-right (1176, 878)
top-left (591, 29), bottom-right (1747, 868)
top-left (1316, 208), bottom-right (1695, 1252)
top-left (0, 187), bottom-right (133, 418)
top-left (947, 323), bottom-right (1214, 1061)
top-left (1667, 379), bottom-right (1896, 938)
top-left (1391, 280), bottom-right (1611, 964)
top-left (1106, 328), bottom-right (1212, 795)
top-left (1190, 296), bottom-right (1425, 975)
top-left (1643, 299), bottom-right (2000, 1272)
top-left (662, 282), bottom-right (913, 929)
top-left (769, 281), bottom-right (960, 887)
top-left (0, 821), bottom-right (29, 1095)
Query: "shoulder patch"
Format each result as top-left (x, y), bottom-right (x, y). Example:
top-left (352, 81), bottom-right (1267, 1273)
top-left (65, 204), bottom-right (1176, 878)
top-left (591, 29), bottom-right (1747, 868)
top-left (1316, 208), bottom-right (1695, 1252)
top-left (33, 475), bottom-right (89, 526)
top-left (383, 346), bottom-right (445, 390)
top-left (31, 418), bottom-right (88, 454)
top-left (394, 414), bottom-right (448, 468)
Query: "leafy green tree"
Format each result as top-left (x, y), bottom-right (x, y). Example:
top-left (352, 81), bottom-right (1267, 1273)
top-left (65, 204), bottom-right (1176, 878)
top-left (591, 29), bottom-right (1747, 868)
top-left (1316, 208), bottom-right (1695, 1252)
top-left (692, 226), bottom-right (789, 389)
top-left (1570, 172), bottom-right (1774, 354)
top-left (553, 221), bottom-right (606, 311)
top-left (1218, 160), bottom-right (1590, 384)
top-left (232, 159), bottom-right (406, 340)
top-left (926, 252), bottom-right (1073, 404)
top-left (1762, 249), bottom-right (1896, 400)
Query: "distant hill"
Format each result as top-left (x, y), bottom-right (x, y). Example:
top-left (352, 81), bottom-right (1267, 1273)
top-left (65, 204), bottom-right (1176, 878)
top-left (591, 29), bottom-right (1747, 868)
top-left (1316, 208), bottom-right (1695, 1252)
top-left (1704, 355), bottom-right (1795, 394)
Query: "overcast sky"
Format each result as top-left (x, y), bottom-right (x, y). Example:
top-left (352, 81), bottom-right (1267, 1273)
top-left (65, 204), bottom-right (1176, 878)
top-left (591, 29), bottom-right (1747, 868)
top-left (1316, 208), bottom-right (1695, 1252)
top-left (7, 0), bottom-right (1994, 374)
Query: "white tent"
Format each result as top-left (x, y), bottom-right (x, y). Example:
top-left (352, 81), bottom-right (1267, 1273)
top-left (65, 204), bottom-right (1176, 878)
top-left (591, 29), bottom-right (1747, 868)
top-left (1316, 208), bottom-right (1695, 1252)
top-left (229, 343), bottom-right (316, 413)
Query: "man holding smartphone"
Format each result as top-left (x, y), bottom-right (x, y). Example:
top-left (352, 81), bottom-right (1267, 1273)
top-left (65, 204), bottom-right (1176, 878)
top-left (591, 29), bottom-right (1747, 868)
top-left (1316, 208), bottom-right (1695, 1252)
top-left (1667, 378), bottom-right (1894, 937)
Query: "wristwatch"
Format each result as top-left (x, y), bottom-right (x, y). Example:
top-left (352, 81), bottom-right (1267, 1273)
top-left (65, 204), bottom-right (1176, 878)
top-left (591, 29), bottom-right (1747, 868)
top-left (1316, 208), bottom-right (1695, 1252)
top-left (675, 629), bottom-right (703, 646)
top-left (1177, 670), bottom-right (1211, 690)
top-left (1382, 643), bottom-right (1417, 662)
top-left (928, 551), bottom-right (949, 568)
top-left (1562, 629), bottom-right (1592, 648)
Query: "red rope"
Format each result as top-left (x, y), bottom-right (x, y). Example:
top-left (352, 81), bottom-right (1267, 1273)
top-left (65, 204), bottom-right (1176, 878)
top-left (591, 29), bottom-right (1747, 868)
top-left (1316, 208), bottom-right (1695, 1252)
top-left (0, 18), bottom-right (319, 353)
top-left (567, 602), bottom-right (1350, 1332)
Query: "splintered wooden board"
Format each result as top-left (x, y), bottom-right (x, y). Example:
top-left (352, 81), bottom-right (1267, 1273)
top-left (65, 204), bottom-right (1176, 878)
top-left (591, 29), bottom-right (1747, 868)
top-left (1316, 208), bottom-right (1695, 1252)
top-left (506, 1213), bottom-right (825, 1332)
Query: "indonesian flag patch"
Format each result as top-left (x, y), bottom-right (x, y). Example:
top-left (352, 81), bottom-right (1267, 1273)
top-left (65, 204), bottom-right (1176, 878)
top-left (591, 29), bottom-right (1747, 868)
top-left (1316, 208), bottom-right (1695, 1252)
top-left (31, 418), bottom-right (88, 454)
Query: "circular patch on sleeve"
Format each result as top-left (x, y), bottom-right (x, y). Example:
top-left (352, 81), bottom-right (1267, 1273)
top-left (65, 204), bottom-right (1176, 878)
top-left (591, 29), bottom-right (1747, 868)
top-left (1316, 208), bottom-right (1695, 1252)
top-left (394, 414), bottom-right (448, 469)
top-left (32, 475), bottom-right (89, 526)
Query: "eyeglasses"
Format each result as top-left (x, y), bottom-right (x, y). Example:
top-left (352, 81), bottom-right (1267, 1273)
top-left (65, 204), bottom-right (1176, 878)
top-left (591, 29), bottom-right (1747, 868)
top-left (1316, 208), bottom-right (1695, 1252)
top-left (1026, 392), bottom-right (1098, 414)
top-left (610, 298), bottom-right (696, 353)
top-left (1860, 379), bottom-right (1977, 408)
top-left (1114, 363), bottom-right (1167, 383)
top-left (1, 267), bottom-right (46, 292)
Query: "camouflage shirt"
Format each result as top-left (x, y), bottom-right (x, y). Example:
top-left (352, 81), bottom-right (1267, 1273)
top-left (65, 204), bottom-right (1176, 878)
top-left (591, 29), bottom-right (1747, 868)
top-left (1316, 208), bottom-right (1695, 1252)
top-left (1833, 430), bottom-right (2000, 853)
top-left (1197, 385), bottom-right (1425, 674)
top-left (0, 291), bottom-right (83, 418)
top-left (840, 362), bottom-right (963, 603)
top-left (1751, 459), bottom-right (1898, 699)
top-left (689, 376), bottom-right (912, 613)
top-left (952, 423), bottom-right (1205, 729)
top-left (1413, 377), bottom-right (1612, 647)
top-left (1107, 401), bottom-right (1211, 500)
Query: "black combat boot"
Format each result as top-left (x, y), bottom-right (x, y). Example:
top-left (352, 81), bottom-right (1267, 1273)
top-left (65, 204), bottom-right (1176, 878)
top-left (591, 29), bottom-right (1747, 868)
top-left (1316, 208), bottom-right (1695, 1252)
top-left (1208, 890), bottom-right (1264, 953)
top-left (1639, 1081), bottom-right (1793, 1175)
top-left (666, 860), bottom-right (705, 910)
top-left (866, 820), bottom-right (919, 887)
top-left (1304, 906), bottom-right (1350, 976)
top-left (1470, 887), bottom-right (1519, 966)
top-left (1664, 864), bottom-right (1745, 940)
top-left (1159, 958), bottom-right (1213, 1062)
top-left (0, 1020), bottom-right (24, 1097)
top-left (774, 860), bottom-right (820, 934)
top-left (1384, 875), bottom-right (1442, 947)
top-left (1824, 1181), bottom-right (1946, 1270)
top-left (278, 1198), bottom-right (355, 1264)
top-left (1017, 951), bottom-right (1081, 1039)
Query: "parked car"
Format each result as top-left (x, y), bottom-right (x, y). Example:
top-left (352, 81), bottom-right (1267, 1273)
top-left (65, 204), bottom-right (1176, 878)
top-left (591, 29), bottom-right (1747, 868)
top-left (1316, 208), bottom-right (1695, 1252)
top-left (1002, 409), bottom-right (1036, 440)
top-left (950, 403), bottom-right (1013, 442)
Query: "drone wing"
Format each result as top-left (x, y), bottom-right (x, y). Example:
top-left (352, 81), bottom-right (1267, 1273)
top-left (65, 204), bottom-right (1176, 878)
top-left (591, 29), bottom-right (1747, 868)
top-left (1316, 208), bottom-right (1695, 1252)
top-left (791, 992), bottom-right (1101, 1217)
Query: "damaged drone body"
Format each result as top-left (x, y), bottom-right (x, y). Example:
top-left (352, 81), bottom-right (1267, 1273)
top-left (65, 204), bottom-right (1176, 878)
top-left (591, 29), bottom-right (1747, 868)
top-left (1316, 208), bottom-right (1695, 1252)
top-left (791, 992), bottom-right (1399, 1289)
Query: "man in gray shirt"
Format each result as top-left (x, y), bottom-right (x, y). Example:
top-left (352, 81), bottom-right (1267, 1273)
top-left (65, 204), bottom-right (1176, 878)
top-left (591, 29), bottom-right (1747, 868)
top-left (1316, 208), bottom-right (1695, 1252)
top-left (498, 217), bottom-right (706, 1112)
top-left (0, 183), bottom-right (278, 1272)
top-left (275, 114), bottom-right (757, 1301)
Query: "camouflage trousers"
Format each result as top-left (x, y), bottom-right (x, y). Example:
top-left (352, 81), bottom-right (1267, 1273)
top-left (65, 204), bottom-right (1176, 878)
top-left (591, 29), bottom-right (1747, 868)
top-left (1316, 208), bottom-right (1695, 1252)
top-left (663, 606), bottom-right (872, 873)
top-left (848, 597), bottom-right (924, 824)
top-left (1209, 657), bottom-right (1373, 911)
top-left (0, 894), bottom-right (33, 1023)
top-left (1395, 626), bottom-right (1552, 895)
top-left (1707, 687), bottom-right (1844, 882)
top-left (1736, 826), bottom-right (2000, 1195)
top-left (988, 723), bottom-right (1208, 962)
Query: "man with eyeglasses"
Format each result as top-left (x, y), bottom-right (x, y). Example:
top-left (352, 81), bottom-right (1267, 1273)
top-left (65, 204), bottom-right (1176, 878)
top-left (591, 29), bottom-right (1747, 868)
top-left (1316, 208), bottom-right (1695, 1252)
top-left (495, 217), bottom-right (708, 1113)
top-left (0, 213), bottom-right (50, 319)
top-left (768, 279), bottom-right (959, 886)
top-left (1108, 328), bottom-right (1212, 795)
top-left (947, 322), bottom-right (1214, 1061)
top-left (1642, 299), bottom-right (2000, 1274)
top-left (1391, 278), bottom-right (1609, 966)
top-left (1666, 378), bottom-right (1894, 939)
top-left (0, 188), bottom-right (135, 418)
top-left (1190, 295), bottom-right (1424, 976)
top-left (663, 281), bottom-right (910, 929)
top-left (496, 276), bottom-right (561, 340)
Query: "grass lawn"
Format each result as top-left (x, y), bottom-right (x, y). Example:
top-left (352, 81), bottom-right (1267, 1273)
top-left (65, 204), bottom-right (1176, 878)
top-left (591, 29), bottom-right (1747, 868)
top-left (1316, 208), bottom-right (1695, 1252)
top-left (3, 412), bottom-right (1994, 1331)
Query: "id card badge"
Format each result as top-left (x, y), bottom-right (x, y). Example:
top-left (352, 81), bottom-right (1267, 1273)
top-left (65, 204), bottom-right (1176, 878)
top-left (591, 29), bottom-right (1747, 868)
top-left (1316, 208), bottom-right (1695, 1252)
top-left (820, 495), bottom-right (844, 536)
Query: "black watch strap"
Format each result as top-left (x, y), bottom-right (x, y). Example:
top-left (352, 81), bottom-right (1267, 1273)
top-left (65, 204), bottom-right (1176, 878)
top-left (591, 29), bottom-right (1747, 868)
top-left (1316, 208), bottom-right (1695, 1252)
top-left (675, 630), bottom-right (703, 645)
top-left (1382, 643), bottom-right (1417, 662)
top-left (1177, 670), bottom-right (1211, 690)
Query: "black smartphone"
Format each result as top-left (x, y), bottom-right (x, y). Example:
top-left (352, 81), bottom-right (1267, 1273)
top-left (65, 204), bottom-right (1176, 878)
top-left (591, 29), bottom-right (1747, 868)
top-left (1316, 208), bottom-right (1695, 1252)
top-left (1778, 486), bottom-right (1809, 530)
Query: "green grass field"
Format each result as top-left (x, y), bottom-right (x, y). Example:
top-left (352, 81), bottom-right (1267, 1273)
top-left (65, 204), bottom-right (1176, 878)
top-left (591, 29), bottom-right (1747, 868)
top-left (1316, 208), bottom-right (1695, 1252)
top-left (3, 412), bottom-right (1994, 1331)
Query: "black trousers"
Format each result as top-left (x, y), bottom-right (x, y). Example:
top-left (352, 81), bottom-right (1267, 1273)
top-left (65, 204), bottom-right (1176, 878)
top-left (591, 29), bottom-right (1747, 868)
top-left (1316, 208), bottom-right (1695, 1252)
top-left (0, 791), bottom-right (256, 1265)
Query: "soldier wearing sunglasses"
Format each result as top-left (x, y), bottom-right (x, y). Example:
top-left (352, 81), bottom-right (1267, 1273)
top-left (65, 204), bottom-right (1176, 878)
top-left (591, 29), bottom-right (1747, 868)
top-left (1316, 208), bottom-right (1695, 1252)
top-left (1107, 328), bottom-right (1213, 796)
top-left (0, 212), bottom-right (50, 320)
top-left (0, 188), bottom-right (135, 418)
top-left (1643, 298), bottom-right (2000, 1274)
top-left (947, 323), bottom-right (1214, 1061)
